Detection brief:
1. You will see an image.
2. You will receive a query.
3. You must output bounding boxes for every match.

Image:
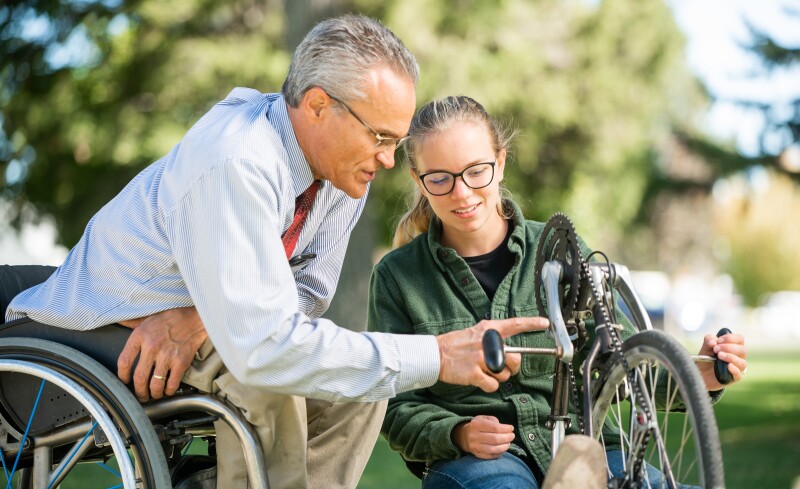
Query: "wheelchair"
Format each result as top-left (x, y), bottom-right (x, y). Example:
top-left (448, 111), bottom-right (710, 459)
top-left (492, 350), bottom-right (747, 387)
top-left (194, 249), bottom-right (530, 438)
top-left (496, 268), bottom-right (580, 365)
top-left (0, 265), bottom-right (270, 488)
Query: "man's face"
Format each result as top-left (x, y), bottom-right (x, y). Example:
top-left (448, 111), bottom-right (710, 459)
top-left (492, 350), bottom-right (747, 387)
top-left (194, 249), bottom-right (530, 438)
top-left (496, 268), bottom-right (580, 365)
top-left (310, 66), bottom-right (416, 199)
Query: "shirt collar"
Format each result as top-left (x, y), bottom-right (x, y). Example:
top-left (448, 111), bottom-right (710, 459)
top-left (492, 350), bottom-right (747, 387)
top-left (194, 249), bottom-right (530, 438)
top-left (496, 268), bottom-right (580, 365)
top-left (265, 94), bottom-right (318, 197)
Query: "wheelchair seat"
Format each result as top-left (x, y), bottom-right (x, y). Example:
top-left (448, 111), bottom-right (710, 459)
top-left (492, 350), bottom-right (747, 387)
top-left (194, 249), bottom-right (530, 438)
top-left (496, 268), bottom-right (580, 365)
top-left (0, 264), bottom-right (133, 376)
top-left (0, 264), bottom-right (56, 318)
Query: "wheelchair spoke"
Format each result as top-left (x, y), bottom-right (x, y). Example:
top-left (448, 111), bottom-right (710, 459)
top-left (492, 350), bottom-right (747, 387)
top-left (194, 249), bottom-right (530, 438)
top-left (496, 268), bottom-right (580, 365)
top-left (47, 421), bottom-right (98, 489)
top-left (97, 461), bottom-right (123, 478)
top-left (182, 437), bottom-right (196, 456)
top-left (1, 447), bottom-right (9, 481)
top-left (6, 379), bottom-right (46, 489)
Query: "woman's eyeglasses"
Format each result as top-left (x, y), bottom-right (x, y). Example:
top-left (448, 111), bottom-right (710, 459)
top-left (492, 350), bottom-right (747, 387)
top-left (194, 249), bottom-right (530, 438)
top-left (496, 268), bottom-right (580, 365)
top-left (418, 161), bottom-right (496, 196)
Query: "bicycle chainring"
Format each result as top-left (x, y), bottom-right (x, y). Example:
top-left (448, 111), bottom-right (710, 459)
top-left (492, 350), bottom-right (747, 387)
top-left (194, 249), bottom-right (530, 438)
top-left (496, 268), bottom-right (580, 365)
top-left (534, 212), bottom-right (583, 320)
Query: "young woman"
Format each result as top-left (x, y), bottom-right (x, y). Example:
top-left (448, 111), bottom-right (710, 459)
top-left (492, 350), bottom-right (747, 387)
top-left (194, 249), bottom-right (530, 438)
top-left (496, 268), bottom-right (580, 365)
top-left (367, 95), bottom-right (748, 489)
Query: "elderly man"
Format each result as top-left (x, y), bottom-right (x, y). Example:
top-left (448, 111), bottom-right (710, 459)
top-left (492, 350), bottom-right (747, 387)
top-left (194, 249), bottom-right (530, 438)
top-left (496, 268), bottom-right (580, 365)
top-left (7, 14), bottom-right (542, 489)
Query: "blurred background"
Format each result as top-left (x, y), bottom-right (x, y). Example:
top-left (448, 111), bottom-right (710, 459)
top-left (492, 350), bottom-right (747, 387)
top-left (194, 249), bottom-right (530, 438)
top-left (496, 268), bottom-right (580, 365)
top-left (1, 0), bottom-right (798, 488)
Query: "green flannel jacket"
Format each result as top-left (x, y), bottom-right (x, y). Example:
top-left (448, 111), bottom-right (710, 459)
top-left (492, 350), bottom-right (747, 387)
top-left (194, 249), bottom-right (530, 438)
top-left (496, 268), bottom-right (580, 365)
top-left (367, 201), bottom-right (637, 474)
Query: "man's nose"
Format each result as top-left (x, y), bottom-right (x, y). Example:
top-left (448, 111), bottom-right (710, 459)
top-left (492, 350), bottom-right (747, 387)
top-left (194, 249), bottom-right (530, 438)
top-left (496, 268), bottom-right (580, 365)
top-left (376, 146), bottom-right (396, 170)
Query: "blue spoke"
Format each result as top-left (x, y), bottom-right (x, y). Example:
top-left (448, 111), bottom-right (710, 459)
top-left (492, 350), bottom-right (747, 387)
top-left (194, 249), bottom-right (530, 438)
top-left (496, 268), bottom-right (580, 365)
top-left (106, 484), bottom-right (124, 489)
top-left (46, 421), bottom-right (99, 489)
top-left (182, 437), bottom-right (195, 455)
top-left (96, 461), bottom-right (122, 478)
top-left (0, 447), bottom-right (9, 481)
top-left (6, 379), bottom-right (46, 489)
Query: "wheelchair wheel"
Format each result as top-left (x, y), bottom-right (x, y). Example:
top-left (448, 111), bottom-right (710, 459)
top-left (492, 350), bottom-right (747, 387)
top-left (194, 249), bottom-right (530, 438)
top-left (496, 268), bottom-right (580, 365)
top-left (591, 330), bottom-right (725, 489)
top-left (0, 337), bottom-right (171, 488)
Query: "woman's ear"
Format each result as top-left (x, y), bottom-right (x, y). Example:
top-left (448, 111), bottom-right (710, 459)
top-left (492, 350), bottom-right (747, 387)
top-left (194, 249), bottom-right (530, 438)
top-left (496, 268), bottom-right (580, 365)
top-left (497, 148), bottom-right (507, 182)
top-left (411, 168), bottom-right (426, 195)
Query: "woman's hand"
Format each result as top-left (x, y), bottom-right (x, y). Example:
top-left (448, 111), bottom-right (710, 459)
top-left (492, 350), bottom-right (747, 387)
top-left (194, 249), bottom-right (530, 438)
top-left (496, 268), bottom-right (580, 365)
top-left (697, 331), bottom-right (747, 391)
top-left (452, 415), bottom-right (516, 459)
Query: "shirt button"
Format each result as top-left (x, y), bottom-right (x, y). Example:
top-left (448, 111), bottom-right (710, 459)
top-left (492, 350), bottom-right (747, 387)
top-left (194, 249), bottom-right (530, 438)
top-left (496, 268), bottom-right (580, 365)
top-left (461, 277), bottom-right (470, 286)
top-left (484, 312), bottom-right (491, 319)
top-left (528, 433), bottom-right (536, 442)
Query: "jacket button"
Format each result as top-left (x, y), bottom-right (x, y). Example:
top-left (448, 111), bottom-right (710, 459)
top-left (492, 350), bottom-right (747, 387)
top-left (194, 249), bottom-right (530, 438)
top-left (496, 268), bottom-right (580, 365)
top-left (520, 397), bottom-right (528, 404)
top-left (504, 382), bottom-right (513, 390)
top-left (484, 312), bottom-right (491, 319)
top-left (438, 250), bottom-right (448, 259)
top-left (461, 277), bottom-right (470, 286)
top-left (528, 433), bottom-right (536, 441)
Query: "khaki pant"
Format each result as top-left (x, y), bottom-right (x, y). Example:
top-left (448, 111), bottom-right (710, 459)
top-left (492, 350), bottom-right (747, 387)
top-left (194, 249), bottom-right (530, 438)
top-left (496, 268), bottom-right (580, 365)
top-left (182, 340), bottom-right (387, 489)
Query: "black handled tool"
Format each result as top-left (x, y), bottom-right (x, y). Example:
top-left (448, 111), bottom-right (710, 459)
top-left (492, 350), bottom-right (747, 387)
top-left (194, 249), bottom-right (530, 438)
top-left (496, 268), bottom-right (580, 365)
top-left (714, 328), bottom-right (733, 385)
top-left (483, 329), bottom-right (506, 374)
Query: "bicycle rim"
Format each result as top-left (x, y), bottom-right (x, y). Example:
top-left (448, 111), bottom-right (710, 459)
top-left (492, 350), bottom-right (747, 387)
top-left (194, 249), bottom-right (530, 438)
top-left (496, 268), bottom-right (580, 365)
top-left (591, 330), bottom-right (724, 489)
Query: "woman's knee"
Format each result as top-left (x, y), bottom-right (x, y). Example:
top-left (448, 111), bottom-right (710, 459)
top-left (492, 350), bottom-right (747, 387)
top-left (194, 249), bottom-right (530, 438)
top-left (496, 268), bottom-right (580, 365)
top-left (422, 453), bottom-right (538, 489)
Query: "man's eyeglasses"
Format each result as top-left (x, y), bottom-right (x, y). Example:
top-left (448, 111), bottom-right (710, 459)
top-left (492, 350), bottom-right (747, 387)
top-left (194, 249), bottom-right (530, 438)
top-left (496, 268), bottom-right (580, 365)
top-left (328, 95), bottom-right (410, 150)
top-left (418, 161), bottom-right (496, 196)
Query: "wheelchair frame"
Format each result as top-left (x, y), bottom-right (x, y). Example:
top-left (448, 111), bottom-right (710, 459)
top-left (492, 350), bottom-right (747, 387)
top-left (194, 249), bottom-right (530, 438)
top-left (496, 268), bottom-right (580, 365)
top-left (0, 263), bottom-right (270, 489)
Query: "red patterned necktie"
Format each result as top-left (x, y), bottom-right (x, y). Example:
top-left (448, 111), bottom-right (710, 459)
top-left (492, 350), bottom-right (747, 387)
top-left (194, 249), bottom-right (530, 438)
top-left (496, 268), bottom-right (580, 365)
top-left (282, 180), bottom-right (321, 259)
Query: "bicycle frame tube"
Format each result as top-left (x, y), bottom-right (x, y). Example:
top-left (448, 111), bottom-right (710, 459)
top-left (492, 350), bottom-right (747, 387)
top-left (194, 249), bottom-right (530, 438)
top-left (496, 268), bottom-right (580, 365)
top-left (590, 263), bottom-right (653, 332)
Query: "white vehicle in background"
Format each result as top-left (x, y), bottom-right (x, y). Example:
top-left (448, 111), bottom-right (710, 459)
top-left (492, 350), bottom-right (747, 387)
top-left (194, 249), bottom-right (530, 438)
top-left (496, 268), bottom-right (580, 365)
top-left (758, 291), bottom-right (800, 340)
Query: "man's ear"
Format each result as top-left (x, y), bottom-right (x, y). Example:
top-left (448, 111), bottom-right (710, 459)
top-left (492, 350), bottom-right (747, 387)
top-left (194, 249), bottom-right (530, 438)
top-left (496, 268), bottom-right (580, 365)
top-left (302, 87), bottom-right (332, 119)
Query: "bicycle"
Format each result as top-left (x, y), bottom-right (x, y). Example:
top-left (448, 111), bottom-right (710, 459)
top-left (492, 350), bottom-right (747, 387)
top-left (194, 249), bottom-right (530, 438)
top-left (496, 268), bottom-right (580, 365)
top-left (482, 213), bottom-right (731, 489)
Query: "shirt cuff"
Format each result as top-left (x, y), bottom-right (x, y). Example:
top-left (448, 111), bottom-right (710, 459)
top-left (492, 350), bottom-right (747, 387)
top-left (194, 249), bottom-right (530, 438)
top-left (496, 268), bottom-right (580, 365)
top-left (393, 334), bottom-right (441, 394)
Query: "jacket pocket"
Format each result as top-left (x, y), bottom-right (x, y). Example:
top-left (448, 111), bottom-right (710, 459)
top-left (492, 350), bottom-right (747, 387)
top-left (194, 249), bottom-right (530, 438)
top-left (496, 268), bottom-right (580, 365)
top-left (415, 317), bottom-right (479, 402)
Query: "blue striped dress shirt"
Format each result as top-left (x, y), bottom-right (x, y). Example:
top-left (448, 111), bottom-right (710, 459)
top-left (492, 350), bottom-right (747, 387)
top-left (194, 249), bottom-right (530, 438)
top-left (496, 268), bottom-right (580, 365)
top-left (7, 88), bottom-right (439, 401)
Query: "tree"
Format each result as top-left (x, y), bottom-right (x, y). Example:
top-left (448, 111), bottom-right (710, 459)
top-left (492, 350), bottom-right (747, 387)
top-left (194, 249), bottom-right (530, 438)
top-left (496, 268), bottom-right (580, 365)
top-left (367, 0), bottom-right (704, 263)
top-left (1, 0), bottom-right (294, 245)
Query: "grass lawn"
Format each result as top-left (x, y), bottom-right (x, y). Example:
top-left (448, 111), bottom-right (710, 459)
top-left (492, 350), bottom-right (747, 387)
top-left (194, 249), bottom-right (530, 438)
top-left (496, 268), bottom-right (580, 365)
top-left (358, 349), bottom-right (800, 489)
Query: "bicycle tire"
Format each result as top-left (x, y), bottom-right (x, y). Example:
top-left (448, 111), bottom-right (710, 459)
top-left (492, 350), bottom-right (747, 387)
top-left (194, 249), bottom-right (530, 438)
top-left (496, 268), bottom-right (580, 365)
top-left (0, 337), bottom-right (171, 489)
top-left (591, 330), bottom-right (724, 489)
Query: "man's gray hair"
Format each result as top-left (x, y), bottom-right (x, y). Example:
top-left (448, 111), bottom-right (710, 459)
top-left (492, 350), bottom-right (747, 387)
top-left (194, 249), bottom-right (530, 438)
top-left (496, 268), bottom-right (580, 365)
top-left (282, 15), bottom-right (419, 107)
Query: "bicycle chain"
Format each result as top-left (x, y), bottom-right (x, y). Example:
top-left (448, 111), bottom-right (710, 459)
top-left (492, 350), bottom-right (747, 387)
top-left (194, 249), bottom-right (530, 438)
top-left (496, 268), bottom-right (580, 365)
top-left (585, 262), bottom-right (652, 489)
top-left (568, 362), bottom-right (584, 434)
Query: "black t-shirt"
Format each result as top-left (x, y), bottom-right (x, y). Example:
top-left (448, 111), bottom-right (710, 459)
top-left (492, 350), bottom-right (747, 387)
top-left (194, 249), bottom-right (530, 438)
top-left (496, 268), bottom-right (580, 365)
top-left (463, 221), bottom-right (515, 301)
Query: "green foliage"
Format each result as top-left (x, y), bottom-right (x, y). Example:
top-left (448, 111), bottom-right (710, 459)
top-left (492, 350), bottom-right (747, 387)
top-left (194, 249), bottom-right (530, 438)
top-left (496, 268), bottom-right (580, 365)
top-left (715, 172), bottom-right (800, 305)
top-left (374, 0), bottom-right (699, 254)
top-left (1, 0), bottom-right (290, 245)
top-left (2, 0), bottom-right (702, 255)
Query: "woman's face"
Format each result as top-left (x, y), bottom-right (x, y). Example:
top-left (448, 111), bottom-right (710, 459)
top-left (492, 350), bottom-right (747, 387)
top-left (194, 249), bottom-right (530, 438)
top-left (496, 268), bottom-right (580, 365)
top-left (413, 121), bottom-right (507, 251)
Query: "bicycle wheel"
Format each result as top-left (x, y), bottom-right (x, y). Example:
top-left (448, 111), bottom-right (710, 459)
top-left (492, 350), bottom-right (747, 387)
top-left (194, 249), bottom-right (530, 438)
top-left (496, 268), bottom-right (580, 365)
top-left (590, 330), bottom-right (724, 489)
top-left (0, 337), bottom-right (171, 489)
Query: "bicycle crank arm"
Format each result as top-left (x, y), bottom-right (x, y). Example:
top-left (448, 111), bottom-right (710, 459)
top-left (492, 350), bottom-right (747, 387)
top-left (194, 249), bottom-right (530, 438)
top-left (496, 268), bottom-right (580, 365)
top-left (504, 346), bottom-right (562, 356)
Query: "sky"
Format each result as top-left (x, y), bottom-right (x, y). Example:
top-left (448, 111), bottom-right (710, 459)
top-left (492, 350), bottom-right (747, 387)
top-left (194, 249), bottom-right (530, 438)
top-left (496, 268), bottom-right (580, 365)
top-left (3, 0), bottom-right (799, 265)
top-left (667, 0), bottom-right (800, 156)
